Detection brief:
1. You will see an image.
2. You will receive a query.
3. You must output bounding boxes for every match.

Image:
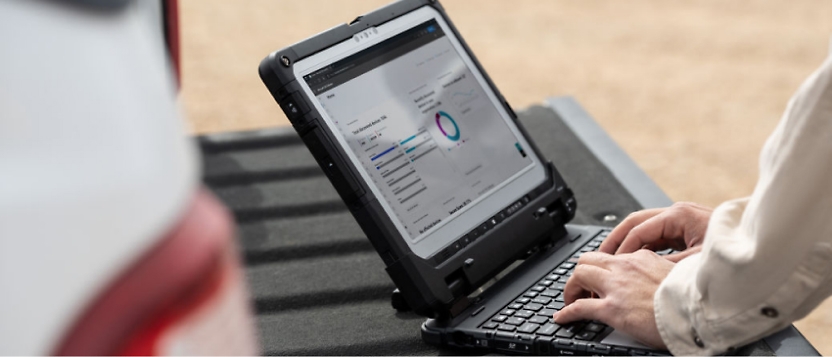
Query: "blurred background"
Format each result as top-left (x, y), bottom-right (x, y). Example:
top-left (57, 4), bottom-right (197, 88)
top-left (178, 0), bottom-right (832, 353)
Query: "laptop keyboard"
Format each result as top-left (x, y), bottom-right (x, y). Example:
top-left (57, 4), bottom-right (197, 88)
top-left (479, 230), bottom-right (619, 351)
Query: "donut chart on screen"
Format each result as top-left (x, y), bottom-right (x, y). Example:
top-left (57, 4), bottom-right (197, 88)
top-left (435, 111), bottom-right (460, 141)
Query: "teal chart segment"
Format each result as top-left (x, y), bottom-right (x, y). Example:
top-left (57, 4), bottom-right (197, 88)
top-left (435, 111), bottom-right (460, 141)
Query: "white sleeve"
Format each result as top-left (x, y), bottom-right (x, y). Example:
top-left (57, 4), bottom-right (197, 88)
top-left (654, 50), bottom-right (832, 355)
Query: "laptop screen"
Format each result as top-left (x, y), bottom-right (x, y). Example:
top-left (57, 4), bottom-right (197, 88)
top-left (294, 8), bottom-right (545, 259)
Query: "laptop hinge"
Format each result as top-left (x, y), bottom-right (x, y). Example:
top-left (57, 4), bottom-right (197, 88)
top-left (448, 296), bottom-right (471, 318)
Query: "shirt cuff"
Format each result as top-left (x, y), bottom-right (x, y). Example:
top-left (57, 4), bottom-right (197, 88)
top-left (654, 253), bottom-right (723, 356)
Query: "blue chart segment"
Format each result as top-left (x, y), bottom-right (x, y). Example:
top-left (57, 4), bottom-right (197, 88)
top-left (435, 111), bottom-right (460, 142)
top-left (371, 145), bottom-right (397, 161)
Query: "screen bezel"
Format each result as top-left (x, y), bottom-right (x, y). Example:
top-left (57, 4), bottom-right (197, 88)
top-left (291, 6), bottom-right (547, 259)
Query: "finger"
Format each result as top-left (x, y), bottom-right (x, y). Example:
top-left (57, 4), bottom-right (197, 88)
top-left (642, 238), bottom-right (686, 253)
top-left (664, 246), bottom-right (702, 263)
top-left (575, 252), bottom-right (613, 301)
top-left (616, 209), bottom-right (680, 255)
top-left (553, 298), bottom-right (607, 325)
top-left (622, 202), bottom-right (712, 255)
top-left (599, 208), bottom-right (664, 254)
top-left (563, 264), bottom-right (609, 305)
top-left (645, 237), bottom-right (687, 252)
top-left (577, 251), bottom-right (615, 269)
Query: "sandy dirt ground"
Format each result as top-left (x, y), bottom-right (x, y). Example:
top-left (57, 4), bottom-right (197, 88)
top-left (179, 0), bottom-right (832, 353)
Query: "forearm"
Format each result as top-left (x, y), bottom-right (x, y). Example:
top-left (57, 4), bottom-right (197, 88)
top-left (654, 52), bottom-right (832, 355)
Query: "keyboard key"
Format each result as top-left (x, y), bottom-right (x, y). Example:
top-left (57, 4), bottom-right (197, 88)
top-left (508, 303), bottom-right (523, 310)
top-left (505, 317), bottom-right (525, 326)
top-left (588, 344), bottom-right (611, 354)
top-left (611, 347), bottom-right (630, 355)
top-left (517, 322), bottom-right (539, 334)
top-left (537, 323), bottom-right (559, 336)
top-left (515, 297), bottom-right (531, 304)
top-left (555, 295), bottom-right (565, 302)
top-left (546, 274), bottom-right (561, 281)
top-left (528, 315), bottom-right (550, 324)
top-left (524, 303), bottom-right (543, 311)
top-left (541, 289), bottom-right (560, 298)
top-left (555, 323), bottom-right (584, 338)
top-left (553, 283), bottom-right (566, 291)
top-left (554, 338), bottom-right (573, 348)
top-left (548, 301), bottom-right (565, 310)
top-left (533, 296), bottom-right (552, 305)
top-left (576, 331), bottom-right (596, 340)
top-left (538, 279), bottom-right (553, 287)
top-left (554, 327), bottom-right (575, 338)
top-left (514, 310), bottom-right (534, 319)
top-left (492, 315), bottom-right (508, 322)
top-left (538, 308), bottom-right (556, 316)
top-left (531, 285), bottom-right (546, 292)
top-left (553, 268), bottom-right (568, 275)
top-left (523, 291), bottom-right (539, 298)
top-left (559, 262), bottom-right (575, 270)
top-left (558, 276), bottom-right (570, 283)
top-left (498, 324), bottom-right (516, 332)
top-left (585, 322), bottom-right (605, 333)
top-left (500, 309), bottom-right (515, 316)
top-left (482, 321), bottom-right (499, 329)
top-left (586, 241), bottom-right (601, 248)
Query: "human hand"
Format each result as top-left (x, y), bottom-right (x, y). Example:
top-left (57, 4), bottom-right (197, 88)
top-left (553, 250), bottom-right (674, 349)
top-left (599, 202), bottom-right (712, 262)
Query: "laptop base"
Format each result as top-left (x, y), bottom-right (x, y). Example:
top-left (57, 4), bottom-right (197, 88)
top-left (421, 224), bottom-right (667, 356)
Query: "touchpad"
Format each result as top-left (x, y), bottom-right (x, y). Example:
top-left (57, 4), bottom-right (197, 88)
top-left (601, 330), bottom-right (652, 349)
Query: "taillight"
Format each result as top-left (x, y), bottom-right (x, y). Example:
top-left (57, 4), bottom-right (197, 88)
top-left (54, 189), bottom-right (259, 355)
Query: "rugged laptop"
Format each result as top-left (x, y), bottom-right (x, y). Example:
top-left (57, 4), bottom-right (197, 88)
top-left (259, 0), bottom-right (666, 354)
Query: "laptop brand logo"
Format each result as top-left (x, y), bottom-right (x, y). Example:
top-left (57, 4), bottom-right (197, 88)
top-left (353, 27), bottom-right (379, 43)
